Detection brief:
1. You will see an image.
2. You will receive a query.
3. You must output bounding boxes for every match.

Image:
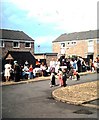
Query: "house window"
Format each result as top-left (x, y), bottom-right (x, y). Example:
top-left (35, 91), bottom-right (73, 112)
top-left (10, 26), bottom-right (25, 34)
top-left (88, 40), bottom-right (94, 53)
top-left (67, 41), bottom-right (77, 46)
top-left (88, 40), bottom-right (94, 46)
top-left (13, 41), bottom-right (20, 48)
top-left (0, 41), bottom-right (4, 47)
top-left (25, 42), bottom-right (31, 48)
top-left (97, 39), bottom-right (99, 44)
top-left (72, 41), bottom-right (77, 44)
top-left (73, 42), bottom-right (76, 44)
top-left (61, 43), bottom-right (65, 48)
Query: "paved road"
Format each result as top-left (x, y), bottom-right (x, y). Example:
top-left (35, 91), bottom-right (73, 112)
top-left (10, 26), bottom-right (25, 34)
top-left (1, 73), bottom-right (98, 119)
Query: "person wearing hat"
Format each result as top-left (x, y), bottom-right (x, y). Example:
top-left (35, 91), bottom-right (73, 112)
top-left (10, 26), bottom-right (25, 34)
top-left (14, 61), bottom-right (20, 82)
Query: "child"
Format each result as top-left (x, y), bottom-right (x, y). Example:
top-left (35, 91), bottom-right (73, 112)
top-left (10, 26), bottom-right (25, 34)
top-left (50, 67), bottom-right (56, 87)
top-left (73, 69), bottom-right (80, 80)
top-left (68, 67), bottom-right (74, 80)
top-left (29, 64), bottom-right (33, 79)
top-left (62, 68), bottom-right (67, 87)
top-left (57, 68), bottom-right (63, 86)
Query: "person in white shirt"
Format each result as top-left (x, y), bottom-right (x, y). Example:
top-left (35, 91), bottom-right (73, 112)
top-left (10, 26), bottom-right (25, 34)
top-left (50, 58), bottom-right (56, 68)
top-left (4, 62), bottom-right (12, 82)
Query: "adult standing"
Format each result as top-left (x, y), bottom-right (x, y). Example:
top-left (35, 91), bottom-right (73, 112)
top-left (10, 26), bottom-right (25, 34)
top-left (73, 58), bottom-right (77, 71)
top-left (77, 57), bottom-right (82, 73)
top-left (14, 61), bottom-right (20, 82)
top-left (66, 58), bottom-right (71, 71)
top-left (4, 62), bottom-right (12, 82)
top-left (50, 58), bottom-right (56, 68)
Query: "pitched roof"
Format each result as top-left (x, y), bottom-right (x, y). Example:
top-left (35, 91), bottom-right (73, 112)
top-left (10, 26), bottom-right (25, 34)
top-left (0, 29), bottom-right (34, 41)
top-left (5, 54), bottom-right (14, 60)
top-left (53, 30), bottom-right (99, 42)
top-left (3, 51), bottom-right (36, 67)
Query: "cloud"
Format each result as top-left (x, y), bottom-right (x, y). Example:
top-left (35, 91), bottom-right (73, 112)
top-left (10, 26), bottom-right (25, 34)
top-left (34, 35), bottom-right (58, 53)
top-left (3, 0), bottom-right (97, 32)
top-left (34, 35), bottom-right (57, 45)
top-left (2, 0), bottom-right (98, 53)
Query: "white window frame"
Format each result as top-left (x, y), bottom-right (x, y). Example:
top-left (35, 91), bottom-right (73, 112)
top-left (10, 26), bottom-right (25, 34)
top-left (97, 39), bottom-right (99, 44)
top-left (88, 40), bottom-right (94, 46)
top-left (66, 41), bottom-right (77, 46)
top-left (72, 41), bottom-right (77, 45)
top-left (60, 43), bottom-right (65, 48)
top-left (0, 41), bottom-right (4, 47)
top-left (25, 42), bottom-right (31, 48)
top-left (88, 40), bottom-right (94, 53)
top-left (67, 42), bottom-right (70, 45)
top-left (13, 41), bottom-right (20, 48)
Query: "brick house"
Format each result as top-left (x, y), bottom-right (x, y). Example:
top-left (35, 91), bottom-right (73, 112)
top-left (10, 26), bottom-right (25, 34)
top-left (52, 30), bottom-right (99, 61)
top-left (0, 29), bottom-right (36, 68)
top-left (0, 29), bottom-right (35, 58)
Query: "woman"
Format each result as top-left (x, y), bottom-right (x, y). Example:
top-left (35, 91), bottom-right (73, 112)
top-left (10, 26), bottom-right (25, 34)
top-left (4, 62), bottom-right (12, 82)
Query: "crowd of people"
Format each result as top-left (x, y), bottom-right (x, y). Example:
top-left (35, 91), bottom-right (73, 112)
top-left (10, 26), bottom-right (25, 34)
top-left (3, 60), bottom-right (49, 82)
top-left (3, 60), bottom-right (34, 82)
top-left (3, 55), bottom-right (99, 84)
top-left (50, 56), bottom-right (99, 74)
top-left (49, 56), bottom-right (99, 87)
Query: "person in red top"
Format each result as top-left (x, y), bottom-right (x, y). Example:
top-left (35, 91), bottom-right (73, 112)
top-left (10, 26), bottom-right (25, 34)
top-left (29, 64), bottom-right (33, 79)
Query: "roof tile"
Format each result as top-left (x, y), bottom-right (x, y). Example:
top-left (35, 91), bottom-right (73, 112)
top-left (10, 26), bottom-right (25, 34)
top-left (0, 29), bottom-right (34, 41)
top-left (53, 30), bottom-right (99, 42)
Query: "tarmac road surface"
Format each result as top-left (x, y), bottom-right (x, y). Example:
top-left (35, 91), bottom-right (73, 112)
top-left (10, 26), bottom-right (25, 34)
top-left (1, 73), bottom-right (98, 119)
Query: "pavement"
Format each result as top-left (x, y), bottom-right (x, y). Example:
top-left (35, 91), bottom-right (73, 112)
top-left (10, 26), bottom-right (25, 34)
top-left (1, 71), bottom-right (98, 109)
top-left (1, 71), bottom-right (95, 86)
top-left (1, 76), bottom-right (50, 86)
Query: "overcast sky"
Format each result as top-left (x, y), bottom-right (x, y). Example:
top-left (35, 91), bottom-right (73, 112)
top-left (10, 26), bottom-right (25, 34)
top-left (1, 0), bottom-right (98, 53)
